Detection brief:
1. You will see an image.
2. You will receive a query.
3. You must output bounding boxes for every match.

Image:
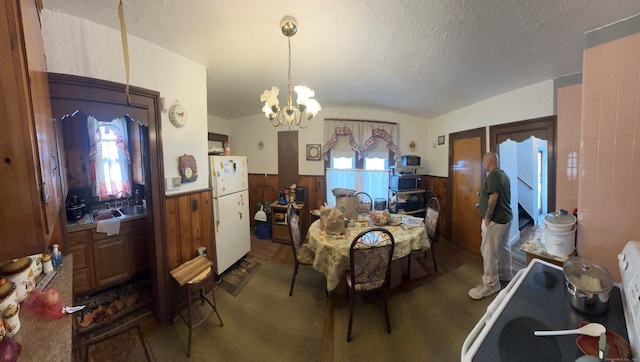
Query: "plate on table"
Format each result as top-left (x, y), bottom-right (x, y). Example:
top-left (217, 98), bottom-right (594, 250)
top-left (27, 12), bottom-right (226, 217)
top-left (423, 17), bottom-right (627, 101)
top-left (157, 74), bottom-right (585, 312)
top-left (402, 216), bottom-right (424, 227)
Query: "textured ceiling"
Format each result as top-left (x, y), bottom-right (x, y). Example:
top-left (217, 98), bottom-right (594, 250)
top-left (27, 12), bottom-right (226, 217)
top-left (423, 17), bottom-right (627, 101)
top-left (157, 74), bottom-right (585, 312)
top-left (42, 0), bottom-right (640, 120)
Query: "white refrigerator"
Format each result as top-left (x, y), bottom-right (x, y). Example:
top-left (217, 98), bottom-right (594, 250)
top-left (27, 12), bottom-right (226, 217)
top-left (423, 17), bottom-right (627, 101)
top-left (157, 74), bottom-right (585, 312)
top-left (209, 155), bottom-right (251, 274)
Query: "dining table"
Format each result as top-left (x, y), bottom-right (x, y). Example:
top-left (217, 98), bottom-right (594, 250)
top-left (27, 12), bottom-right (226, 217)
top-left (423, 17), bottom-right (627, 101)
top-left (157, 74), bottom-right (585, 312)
top-left (306, 218), bottom-right (429, 291)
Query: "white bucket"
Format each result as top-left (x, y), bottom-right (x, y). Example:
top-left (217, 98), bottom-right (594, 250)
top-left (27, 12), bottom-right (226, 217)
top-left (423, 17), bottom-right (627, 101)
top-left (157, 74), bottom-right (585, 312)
top-left (544, 224), bottom-right (576, 258)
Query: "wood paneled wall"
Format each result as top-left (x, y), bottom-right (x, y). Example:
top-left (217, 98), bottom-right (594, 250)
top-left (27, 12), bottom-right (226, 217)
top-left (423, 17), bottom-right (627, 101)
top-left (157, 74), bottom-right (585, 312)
top-left (248, 173), bottom-right (446, 238)
top-left (248, 174), bottom-right (325, 233)
top-left (164, 189), bottom-right (214, 271)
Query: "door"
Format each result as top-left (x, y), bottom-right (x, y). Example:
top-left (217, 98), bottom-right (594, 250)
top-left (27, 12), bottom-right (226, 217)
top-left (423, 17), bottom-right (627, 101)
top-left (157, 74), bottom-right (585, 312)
top-left (447, 128), bottom-right (485, 255)
top-left (210, 156), bottom-right (248, 197)
top-left (213, 191), bottom-right (251, 274)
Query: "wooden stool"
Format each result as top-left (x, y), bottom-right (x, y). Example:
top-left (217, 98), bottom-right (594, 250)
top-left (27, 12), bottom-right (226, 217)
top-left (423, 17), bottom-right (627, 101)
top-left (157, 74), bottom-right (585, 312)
top-left (170, 256), bottom-right (224, 358)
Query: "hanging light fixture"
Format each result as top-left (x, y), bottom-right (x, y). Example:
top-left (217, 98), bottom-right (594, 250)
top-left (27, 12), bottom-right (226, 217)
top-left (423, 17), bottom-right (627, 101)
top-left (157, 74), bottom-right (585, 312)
top-left (260, 16), bottom-right (321, 129)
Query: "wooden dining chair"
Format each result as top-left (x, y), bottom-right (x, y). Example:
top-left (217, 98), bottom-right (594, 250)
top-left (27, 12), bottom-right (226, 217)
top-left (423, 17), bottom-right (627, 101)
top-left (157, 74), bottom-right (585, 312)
top-left (287, 204), bottom-right (328, 297)
top-left (346, 227), bottom-right (395, 342)
top-left (406, 195), bottom-right (440, 278)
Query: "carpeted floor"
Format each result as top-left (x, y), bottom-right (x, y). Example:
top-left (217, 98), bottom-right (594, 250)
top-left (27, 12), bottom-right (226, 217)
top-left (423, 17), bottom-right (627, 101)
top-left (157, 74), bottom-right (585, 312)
top-left (333, 263), bottom-right (494, 361)
top-left (219, 258), bottom-right (261, 297)
top-left (86, 324), bottom-right (153, 362)
top-left (144, 260), bottom-right (327, 361)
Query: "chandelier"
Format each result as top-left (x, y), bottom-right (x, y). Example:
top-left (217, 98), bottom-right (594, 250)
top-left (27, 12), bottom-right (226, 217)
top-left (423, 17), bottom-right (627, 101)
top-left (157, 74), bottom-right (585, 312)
top-left (260, 16), bottom-right (321, 129)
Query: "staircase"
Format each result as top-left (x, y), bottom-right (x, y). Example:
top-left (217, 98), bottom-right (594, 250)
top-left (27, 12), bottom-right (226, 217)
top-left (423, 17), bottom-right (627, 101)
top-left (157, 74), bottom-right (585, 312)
top-left (517, 204), bottom-right (534, 231)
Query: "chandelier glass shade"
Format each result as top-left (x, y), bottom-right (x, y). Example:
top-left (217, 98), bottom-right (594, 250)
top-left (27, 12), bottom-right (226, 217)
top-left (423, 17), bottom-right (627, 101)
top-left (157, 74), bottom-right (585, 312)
top-left (260, 16), bottom-right (321, 129)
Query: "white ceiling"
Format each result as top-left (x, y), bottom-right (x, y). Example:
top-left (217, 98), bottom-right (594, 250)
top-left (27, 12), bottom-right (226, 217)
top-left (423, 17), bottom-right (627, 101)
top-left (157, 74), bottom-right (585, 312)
top-left (42, 0), bottom-right (640, 120)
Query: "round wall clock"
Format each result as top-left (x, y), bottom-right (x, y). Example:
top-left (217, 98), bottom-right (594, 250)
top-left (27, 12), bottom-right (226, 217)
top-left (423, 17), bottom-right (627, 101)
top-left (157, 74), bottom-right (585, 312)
top-left (169, 101), bottom-right (187, 128)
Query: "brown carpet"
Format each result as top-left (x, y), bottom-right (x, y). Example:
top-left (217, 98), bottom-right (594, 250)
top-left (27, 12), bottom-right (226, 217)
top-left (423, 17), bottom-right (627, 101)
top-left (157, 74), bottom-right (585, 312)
top-left (333, 263), bottom-right (494, 361)
top-left (86, 324), bottom-right (153, 361)
top-left (219, 258), bottom-right (261, 297)
top-left (144, 260), bottom-right (326, 361)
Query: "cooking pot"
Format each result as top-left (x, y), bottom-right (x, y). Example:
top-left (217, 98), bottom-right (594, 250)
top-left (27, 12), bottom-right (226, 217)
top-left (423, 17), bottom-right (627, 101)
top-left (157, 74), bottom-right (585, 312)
top-left (544, 211), bottom-right (576, 233)
top-left (563, 256), bottom-right (613, 316)
top-left (65, 195), bottom-right (86, 221)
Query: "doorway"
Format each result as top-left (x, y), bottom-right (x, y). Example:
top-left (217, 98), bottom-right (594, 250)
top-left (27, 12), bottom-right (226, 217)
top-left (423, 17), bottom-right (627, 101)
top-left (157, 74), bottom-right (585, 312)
top-left (48, 73), bottom-right (171, 324)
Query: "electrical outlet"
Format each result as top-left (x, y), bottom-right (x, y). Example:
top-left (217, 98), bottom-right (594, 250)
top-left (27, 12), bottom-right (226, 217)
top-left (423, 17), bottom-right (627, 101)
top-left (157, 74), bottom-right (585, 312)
top-left (192, 199), bottom-right (198, 211)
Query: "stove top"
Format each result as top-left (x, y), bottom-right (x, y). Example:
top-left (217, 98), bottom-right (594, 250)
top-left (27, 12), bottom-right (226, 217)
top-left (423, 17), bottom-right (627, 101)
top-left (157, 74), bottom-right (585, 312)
top-left (464, 259), bottom-right (628, 361)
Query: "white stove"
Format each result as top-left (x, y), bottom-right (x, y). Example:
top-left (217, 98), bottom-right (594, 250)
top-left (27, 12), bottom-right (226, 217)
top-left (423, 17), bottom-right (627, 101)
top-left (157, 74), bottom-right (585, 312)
top-left (461, 240), bottom-right (640, 361)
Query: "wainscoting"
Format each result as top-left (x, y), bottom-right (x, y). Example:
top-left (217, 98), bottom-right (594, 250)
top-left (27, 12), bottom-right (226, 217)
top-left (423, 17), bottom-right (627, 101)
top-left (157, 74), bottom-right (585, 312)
top-left (247, 173), bottom-right (448, 238)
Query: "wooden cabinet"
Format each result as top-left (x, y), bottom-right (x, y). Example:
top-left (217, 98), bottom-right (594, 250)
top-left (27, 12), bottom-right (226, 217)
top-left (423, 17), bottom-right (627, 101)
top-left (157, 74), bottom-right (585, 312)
top-left (93, 236), bottom-right (130, 287)
top-left (67, 229), bottom-right (94, 294)
top-left (68, 217), bottom-right (149, 294)
top-left (270, 202), bottom-right (308, 244)
top-left (0, 0), bottom-right (62, 261)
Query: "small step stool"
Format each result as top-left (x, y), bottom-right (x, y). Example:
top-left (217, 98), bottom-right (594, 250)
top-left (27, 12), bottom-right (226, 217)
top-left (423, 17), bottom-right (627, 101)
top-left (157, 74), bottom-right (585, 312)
top-left (170, 255), bottom-right (224, 358)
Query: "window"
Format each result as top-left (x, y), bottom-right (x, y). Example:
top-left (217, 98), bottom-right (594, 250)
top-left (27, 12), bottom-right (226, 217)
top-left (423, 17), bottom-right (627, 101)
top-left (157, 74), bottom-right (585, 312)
top-left (322, 119), bottom-right (399, 207)
top-left (326, 136), bottom-right (391, 205)
top-left (88, 116), bottom-right (132, 200)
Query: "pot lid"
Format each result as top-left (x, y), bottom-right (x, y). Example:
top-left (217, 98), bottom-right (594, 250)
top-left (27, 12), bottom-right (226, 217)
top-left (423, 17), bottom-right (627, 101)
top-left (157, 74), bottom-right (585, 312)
top-left (0, 258), bottom-right (32, 276)
top-left (563, 256), bottom-right (613, 292)
top-left (0, 279), bottom-right (16, 302)
top-left (545, 212), bottom-right (576, 225)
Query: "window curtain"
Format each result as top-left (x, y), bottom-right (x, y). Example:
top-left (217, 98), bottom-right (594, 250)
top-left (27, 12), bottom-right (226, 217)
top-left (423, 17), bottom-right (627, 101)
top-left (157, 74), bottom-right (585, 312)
top-left (321, 119), bottom-right (399, 160)
top-left (87, 116), bottom-right (131, 199)
top-left (325, 169), bottom-right (389, 207)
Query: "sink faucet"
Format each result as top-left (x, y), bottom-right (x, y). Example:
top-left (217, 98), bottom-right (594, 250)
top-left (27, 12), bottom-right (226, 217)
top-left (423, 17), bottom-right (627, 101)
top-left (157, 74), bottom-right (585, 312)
top-left (114, 191), bottom-right (131, 207)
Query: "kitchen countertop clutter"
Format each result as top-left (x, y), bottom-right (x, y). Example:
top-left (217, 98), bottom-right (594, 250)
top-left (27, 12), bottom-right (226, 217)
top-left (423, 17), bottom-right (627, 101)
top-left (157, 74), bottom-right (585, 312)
top-left (1, 256), bottom-right (73, 360)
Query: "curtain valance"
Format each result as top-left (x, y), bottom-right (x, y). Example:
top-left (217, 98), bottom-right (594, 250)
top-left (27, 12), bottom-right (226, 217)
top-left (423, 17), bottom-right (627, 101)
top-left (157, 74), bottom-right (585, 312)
top-left (321, 119), bottom-right (399, 160)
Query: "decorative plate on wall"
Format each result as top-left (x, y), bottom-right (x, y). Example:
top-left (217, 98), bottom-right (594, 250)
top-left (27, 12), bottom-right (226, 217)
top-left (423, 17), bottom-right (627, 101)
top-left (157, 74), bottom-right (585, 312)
top-left (178, 154), bottom-right (198, 183)
top-left (409, 140), bottom-right (417, 152)
top-left (306, 144), bottom-right (321, 161)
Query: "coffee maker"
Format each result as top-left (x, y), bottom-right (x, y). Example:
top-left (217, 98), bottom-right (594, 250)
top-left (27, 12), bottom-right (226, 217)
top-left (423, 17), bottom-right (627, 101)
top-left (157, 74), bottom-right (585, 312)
top-left (277, 189), bottom-right (288, 205)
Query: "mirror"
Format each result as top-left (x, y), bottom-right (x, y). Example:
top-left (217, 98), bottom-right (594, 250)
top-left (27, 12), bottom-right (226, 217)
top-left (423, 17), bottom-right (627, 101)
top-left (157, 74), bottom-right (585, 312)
top-left (62, 110), bottom-right (147, 205)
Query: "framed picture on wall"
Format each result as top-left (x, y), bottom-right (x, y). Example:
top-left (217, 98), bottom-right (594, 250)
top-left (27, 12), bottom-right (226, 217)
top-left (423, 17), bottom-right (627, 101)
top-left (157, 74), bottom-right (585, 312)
top-left (306, 144), bottom-right (321, 161)
top-left (438, 135), bottom-right (445, 145)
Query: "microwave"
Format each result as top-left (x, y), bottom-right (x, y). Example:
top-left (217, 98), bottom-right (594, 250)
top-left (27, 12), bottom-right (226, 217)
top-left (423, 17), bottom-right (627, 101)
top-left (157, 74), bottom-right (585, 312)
top-left (401, 155), bottom-right (421, 166)
top-left (390, 174), bottom-right (421, 191)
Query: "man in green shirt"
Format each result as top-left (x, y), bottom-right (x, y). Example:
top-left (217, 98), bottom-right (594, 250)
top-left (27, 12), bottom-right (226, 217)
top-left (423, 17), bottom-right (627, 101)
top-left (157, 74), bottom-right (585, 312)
top-left (469, 152), bottom-right (513, 300)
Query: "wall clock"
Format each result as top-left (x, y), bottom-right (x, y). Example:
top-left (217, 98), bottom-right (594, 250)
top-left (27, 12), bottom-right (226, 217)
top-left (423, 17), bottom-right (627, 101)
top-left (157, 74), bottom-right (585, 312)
top-left (169, 101), bottom-right (187, 128)
top-left (178, 154), bottom-right (198, 183)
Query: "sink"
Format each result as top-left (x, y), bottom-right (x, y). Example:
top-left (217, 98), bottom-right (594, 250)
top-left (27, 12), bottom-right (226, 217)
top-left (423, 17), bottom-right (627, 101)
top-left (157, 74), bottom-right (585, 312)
top-left (119, 205), bottom-right (146, 216)
top-left (93, 209), bottom-right (122, 221)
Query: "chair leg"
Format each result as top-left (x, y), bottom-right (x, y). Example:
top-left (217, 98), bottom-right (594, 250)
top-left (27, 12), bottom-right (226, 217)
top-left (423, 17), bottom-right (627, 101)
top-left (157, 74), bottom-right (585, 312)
top-left (427, 242), bottom-right (438, 273)
top-left (347, 289), bottom-right (355, 342)
top-left (186, 288), bottom-right (193, 358)
top-left (289, 262), bottom-right (299, 296)
top-left (383, 289), bottom-right (391, 334)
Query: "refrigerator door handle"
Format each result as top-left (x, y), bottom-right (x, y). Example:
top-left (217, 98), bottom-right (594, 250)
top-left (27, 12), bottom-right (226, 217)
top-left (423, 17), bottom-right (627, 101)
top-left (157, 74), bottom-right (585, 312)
top-left (213, 197), bottom-right (220, 229)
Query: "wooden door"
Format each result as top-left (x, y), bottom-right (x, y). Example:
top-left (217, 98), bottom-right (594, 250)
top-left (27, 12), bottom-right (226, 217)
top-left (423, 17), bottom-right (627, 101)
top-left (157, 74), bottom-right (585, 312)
top-left (93, 236), bottom-right (130, 287)
top-left (447, 128), bottom-right (485, 255)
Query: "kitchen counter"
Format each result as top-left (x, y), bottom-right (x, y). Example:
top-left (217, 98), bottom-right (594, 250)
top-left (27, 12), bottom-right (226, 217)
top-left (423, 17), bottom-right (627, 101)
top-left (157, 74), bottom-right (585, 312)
top-left (14, 255), bottom-right (73, 360)
top-left (66, 212), bottom-right (147, 232)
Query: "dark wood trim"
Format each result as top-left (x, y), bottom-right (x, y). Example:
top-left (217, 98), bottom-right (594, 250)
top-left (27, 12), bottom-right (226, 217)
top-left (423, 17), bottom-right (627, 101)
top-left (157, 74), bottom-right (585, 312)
top-left (446, 127), bottom-right (486, 241)
top-left (323, 118), bottom-right (397, 125)
top-left (207, 132), bottom-right (228, 143)
top-left (489, 115), bottom-right (557, 211)
top-left (48, 73), bottom-right (170, 324)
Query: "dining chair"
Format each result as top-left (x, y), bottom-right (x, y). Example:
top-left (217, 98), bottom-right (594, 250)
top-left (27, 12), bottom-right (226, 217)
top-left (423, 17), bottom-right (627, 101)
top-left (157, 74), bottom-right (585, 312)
top-left (287, 204), bottom-right (328, 297)
top-left (406, 195), bottom-right (440, 278)
top-left (346, 227), bottom-right (395, 342)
